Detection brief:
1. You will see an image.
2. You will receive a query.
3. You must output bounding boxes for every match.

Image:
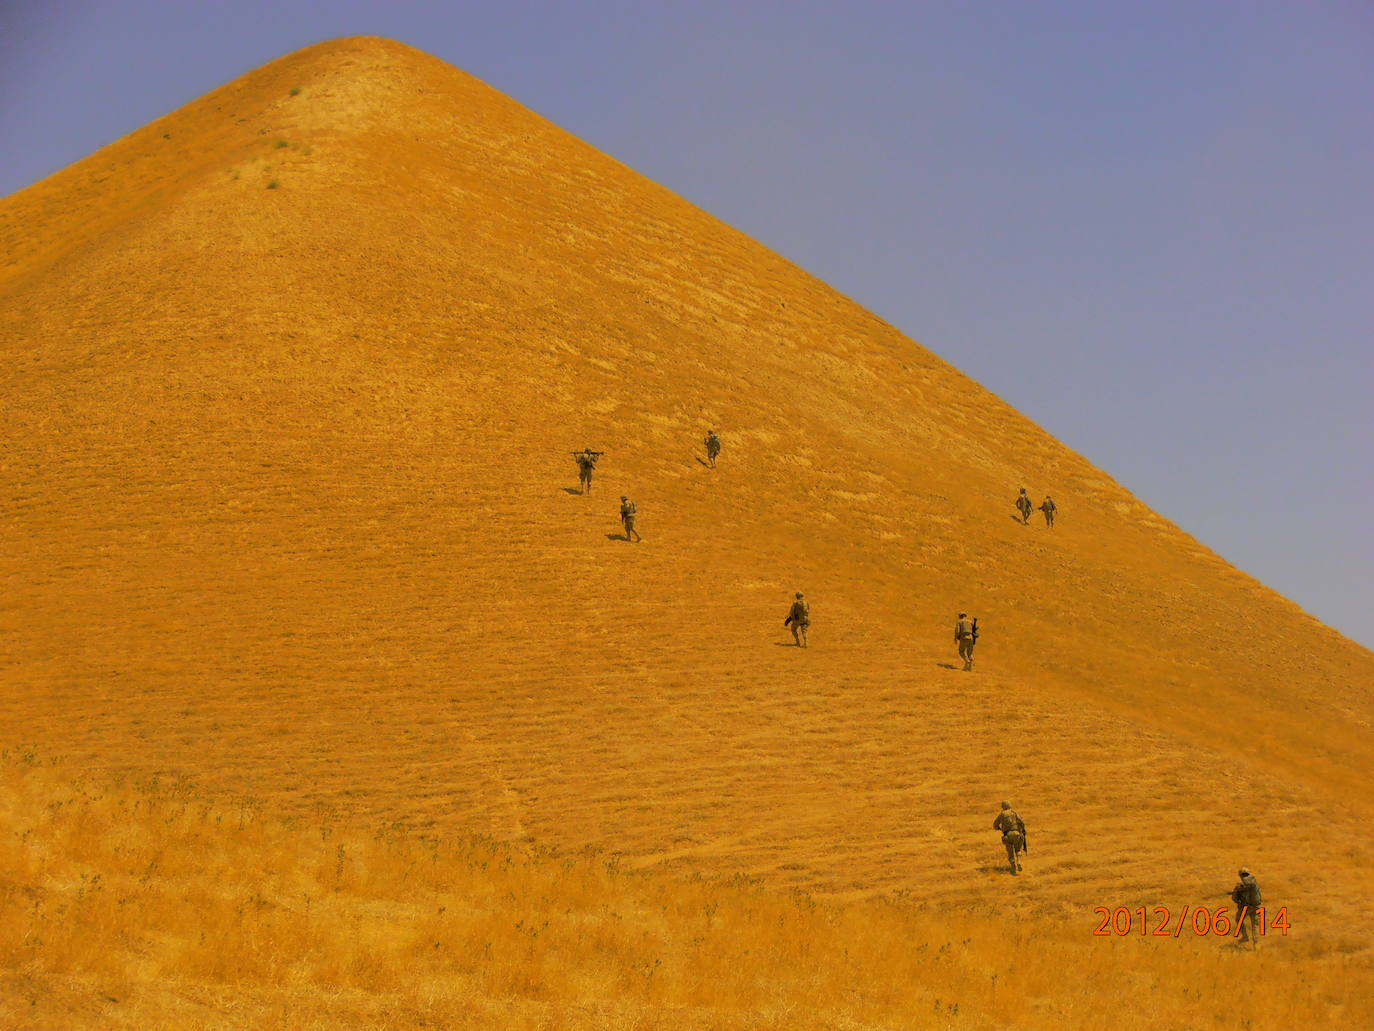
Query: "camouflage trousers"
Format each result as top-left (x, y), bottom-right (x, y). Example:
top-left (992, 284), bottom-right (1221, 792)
top-left (1003, 831), bottom-right (1023, 874)
top-left (958, 638), bottom-right (975, 669)
top-left (1235, 905), bottom-right (1258, 944)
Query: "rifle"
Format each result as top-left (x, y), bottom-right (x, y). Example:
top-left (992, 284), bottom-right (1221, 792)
top-left (570, 451), bottom-right (605, 457)
top-left (971, 617), bottom-right (980, 643)
top-left (1019, 824), bottom-right (1028, 854)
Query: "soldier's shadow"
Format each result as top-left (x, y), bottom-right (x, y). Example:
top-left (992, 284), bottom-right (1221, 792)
top-left (1009, 515), bottom-right (1027, 524)
top-left (975, 864), bottom-right (1015, 876)
top-left (936, 663), bottom-right (959, 670)
top-left (606, 533), bottom-right (628, 541)
top-left (695, 456), bottom-right (710, 467)
top-left (564, 488), bottom-right (585, 495)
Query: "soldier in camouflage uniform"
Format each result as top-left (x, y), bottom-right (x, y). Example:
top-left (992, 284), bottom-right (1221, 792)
top-left (575, 449), bottom-right (600, 494)
top-left (620, 496), bottom-right (642, 542)
top-left (1016, 488), bottom-right (1033, 524)
top-left (993, 801), bottom-right (1026, 875)
top-left (955, 612), bottom-right (977, 671)
top-left (1230, 867), bottom-right (1262, 948)
top-left (704, 430), bottom-right (722, 468)
top-left (1039, 495), bottom-right (1057, 527)
top-left (784, 592), bottom-right (810, 648)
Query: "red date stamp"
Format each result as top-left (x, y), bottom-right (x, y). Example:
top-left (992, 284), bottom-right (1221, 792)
top-left (1092, 905), bottom-right (1289, 937)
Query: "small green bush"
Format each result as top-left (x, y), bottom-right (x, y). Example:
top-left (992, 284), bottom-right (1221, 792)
top-left (274, 140), bottom-right (289, 149)
top-left (290, 87), bottom-right (301, 96)
top-left (267, 180), bottom-right (280, 190)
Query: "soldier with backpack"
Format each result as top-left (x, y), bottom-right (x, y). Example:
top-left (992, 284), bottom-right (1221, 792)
top-left (1229, 868), bottom-right (1262, 947)
top-left (704, 430), bottom-right (722, 468)
top-left (619, 496), bottom-right (642, 542)
top-left (1015, 488), bottom-right (1033, 524)
top-left (1039, 495), bottom-right (1057, 527)
top-left (955, 612), bottom-right (978, 671)
top-left (993, 801), bottom-right (1027, 875)
top-left (784, 592), bottom-right (810, 648)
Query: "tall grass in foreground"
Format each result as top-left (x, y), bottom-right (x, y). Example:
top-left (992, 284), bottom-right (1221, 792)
top-left (1, 752), bottom-right (1367, 1030)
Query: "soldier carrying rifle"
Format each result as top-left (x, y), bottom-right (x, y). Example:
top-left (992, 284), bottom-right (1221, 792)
top-left (1229, 868), bottom-right (1262, 948)
top-left (704, 430), bottom-right (722, 468)
top-left (572, 448), bottom-right (603, 494)
top-left (619, 496), bottom-right (642, 543)
top-left (993, 801), bottom-right (1027, 875)
top-left (784, 592), bottom-right (810, 648)
top-left (955, 612), bottom-right (978, 672)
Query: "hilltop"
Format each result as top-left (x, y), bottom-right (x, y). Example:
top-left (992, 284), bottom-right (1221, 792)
top-left (2, 36), bottom-right (1372, 1027)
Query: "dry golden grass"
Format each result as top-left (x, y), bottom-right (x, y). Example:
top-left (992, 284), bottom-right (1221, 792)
top-left (2, 35), bottom-right (1373, 1028)
top-left (3, 753), bottom-right (1368, 1030)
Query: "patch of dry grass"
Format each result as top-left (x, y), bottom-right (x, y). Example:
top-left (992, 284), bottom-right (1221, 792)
top-left (2, 754), bottom-right (1367, 1030)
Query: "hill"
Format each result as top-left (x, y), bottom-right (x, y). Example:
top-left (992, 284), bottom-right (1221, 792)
top-left (2, 36), bottom-right (1372, 1027)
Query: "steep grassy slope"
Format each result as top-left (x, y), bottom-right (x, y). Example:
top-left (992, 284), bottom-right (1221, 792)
top-left (2, 36), bottom-right (1372, 1022)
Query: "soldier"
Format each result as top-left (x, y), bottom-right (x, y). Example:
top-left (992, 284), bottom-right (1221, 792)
top-left (704, 430), bottom-right (722, 468)
top-left (993, 801), bottom-right (1027, 875)
top-left (1016, 488), bottom-right (1033, 524)
top-left (784, 592), bottom-right (810, 648)
top-left (574, 449), bottom-right (601, 494)
top-left (1229, 867), bottom-right (1262, 948)
top-left (955, 612), bottom-right (978, 671)
top-left (619, 496), bottom-right (642, 542)
top-left (1039, 495), bottom-right (1057, 527)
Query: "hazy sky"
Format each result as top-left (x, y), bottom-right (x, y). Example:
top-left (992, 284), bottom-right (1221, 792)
top-left (3, 1), bottom-right (1371, 647)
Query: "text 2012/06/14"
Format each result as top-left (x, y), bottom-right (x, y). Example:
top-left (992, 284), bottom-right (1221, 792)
top-left (1092, 905), bottom-right (1289, 937)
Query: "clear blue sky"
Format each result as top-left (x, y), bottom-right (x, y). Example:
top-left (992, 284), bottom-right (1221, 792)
top-left (3, 1), bottom-right (1371, 647)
